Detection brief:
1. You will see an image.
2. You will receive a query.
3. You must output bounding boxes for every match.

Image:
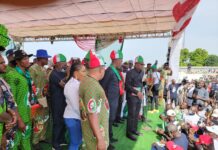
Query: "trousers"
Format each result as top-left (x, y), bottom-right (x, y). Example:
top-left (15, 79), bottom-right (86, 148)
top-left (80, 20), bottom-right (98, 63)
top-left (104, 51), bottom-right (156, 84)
top-left (126, 96), bottom-right (141, 134)
top-left (64, 118), bottom-right (82, 150)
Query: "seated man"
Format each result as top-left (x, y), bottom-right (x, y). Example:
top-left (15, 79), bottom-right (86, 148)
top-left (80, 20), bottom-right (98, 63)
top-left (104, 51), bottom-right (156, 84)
top-left (183, 106), bottom-right (200, 126)
top-left (151, 123), bottom-right (188, 150)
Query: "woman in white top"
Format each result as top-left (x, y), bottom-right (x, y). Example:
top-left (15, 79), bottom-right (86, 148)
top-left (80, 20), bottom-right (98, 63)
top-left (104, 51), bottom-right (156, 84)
top-left (64, 62), bottom-right (86, 150)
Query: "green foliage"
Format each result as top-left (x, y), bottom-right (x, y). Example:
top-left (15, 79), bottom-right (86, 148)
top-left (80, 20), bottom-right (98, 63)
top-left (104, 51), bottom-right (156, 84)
top-left (180, 48), bottom-right (218, 66)
top-left (205, 55), bottom-right (218, 66)
top-left (180, 48), bottom-right (189, 66)
top-left (189, 48), bottom-right (208, 66)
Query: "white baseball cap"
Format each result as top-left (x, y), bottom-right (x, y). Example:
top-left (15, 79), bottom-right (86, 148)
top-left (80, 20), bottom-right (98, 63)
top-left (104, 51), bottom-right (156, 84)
top-left (206, 125), bottom-right (218, 135)
top-left (167, 109), bottom-right (176, 117)
top-left (212, 109), bottom-right (218, 118)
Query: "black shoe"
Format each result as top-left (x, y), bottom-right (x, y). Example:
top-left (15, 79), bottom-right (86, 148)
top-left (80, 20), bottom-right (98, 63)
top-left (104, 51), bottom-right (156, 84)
top-left (39, 140), bottom-right (51, 144)
top-left (110, 137), bottom-right (118, 143)
top-left (115, 120), bottom-right (124, 124)
top-left (113, 123), bottom-right (119, 127)
top-left (132, 131), bottom-right (141, 136)
top-left (120, 118), bottom-right (125, 122)
top-left (126, 134), bottom-right (137, 141)
top-left (107, 144), bottom-right (115, 150)
top-left (33, 144), bottom-right (41, 150)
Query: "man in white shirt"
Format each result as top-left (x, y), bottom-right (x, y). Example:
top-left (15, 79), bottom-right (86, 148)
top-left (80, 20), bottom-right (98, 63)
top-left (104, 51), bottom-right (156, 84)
top-left (183, 106), bottom-right (200, 126)
top-left (149, 65), bottom-right (160, 113)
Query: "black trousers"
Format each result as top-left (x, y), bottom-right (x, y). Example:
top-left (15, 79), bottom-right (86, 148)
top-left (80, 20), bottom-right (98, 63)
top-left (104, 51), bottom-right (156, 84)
top-left (115, 96), bottom-right (123, 121)
top-left (126, 96), bottom-right (142, 135)
top-left (51, 101), bottom-right (66, 149)
top-left (109, 98), bottom-right (119, 141)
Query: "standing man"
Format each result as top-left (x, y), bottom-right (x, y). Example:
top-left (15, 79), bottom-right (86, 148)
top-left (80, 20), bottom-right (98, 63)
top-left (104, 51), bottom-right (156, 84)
top-left (49, 54), bottom-right (67, 150)
top-left (4, 50), bottom-right (33, 150)
top-left (80, 50), bottom-right (109, 150)
top-left (168, 79), bottom-right (179, 106)
top-left (1, 49), bottom-right (16, 80)
top-left (193, 81), bottom-right (209, 107)
top-left (128, 60), bottom-right (133, 71)
top-left (0, 54), bottom-right (17, 149)
top-left (125, 56), bottom-right (144, 141)
top-left (100, 50), bottom-right (123, 149)
top-left (159, 63), bottom-right (173, 101)
top-left (5, 49), bottom-right (16, 71)
top-left (150, 65), bottom-right (160, 113)
top-left (29, 49), bottom-right (51, 147)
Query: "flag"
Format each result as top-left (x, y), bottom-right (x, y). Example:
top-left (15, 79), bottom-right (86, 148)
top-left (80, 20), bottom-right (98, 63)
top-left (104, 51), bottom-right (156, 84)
top-left (172, 0), bottom-right (200, 39)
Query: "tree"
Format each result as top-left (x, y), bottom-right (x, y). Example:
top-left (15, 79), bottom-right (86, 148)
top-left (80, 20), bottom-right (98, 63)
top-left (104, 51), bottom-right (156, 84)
top-left (180, 48), bottom-right (190, 66)
top-left (204, 55), bottom-right (218, 66)
top-left (189, 48), bottom-right (208, 66)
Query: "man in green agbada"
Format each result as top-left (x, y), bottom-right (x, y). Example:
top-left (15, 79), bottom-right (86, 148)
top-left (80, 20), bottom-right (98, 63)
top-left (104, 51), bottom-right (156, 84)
top-left (79, 50), bottom-right (109, 150)
top-left (4, 50), bottom-right (33, 150)
top-left (29, 49), bottom-right (51, 146)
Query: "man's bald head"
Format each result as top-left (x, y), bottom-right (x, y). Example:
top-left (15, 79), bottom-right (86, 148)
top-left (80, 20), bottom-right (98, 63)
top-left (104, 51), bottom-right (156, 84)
top-left (88, 66), bottom-right (105, 81)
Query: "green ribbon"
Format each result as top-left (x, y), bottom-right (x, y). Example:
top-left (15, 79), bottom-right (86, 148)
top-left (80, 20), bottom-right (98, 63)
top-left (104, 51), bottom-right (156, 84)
top-left (110, 65), bottom-right (121, 81)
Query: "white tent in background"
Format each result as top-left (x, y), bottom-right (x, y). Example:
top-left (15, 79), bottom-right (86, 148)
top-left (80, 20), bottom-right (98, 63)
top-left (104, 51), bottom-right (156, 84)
top-left (0, 0), bottom-right (200, 80)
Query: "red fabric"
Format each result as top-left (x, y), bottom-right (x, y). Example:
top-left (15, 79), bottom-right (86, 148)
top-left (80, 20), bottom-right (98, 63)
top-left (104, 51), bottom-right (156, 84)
top-left (172, 18), bottom-right (191, 37)
top-left (88, 50), bottom-right (101, 68)
top-left (118, 36), bottom-right (123, 43)
top-left (198, 134), bottom-right (213, 145)
top-left (32, 83), bottom-right (37, 95)
top-left (190, 125), bottom-right (199, 132)
top-left (119, 72), bottom-right (125, 96)
top-left (110, 50), bottom-right (116, 60)
top-left (31, 104), bottom-right (42, 118)
top-left (74, 36), bottom-right (96, 51)
top-left (166, 141), bottom-right (183, 150)
top-left (172, 0), bottom-right (200, 38)
top-left (173, 0), bottom-right (200, 22)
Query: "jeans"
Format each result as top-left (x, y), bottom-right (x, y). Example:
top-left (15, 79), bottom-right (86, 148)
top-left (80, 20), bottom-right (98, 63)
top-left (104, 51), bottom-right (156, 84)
top-left (64, 118), bottom-right (82, 150)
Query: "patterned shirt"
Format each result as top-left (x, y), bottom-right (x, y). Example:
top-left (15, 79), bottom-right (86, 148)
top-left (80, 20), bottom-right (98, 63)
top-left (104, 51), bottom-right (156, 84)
top-left (160, 68), bottom-right (171, 81)
top-left (146, 68), bottom-right (153, 85)
top-left (79, 76), bottom-right (109, 150)
top-left (29, 64), bottom-right (48, 99)
top-left (0, 78), bottom-right (17, 141)
top-left (4, 69), bottom-right (31, 123)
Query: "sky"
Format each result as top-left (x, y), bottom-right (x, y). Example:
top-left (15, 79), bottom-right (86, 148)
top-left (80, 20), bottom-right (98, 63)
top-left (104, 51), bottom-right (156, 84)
top-left (21, 0), bottom-right (218, 65)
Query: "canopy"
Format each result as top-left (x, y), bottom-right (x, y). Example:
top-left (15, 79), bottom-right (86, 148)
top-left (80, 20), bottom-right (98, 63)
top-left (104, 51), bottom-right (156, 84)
top-left (0, 0), bottom-right (179, 40)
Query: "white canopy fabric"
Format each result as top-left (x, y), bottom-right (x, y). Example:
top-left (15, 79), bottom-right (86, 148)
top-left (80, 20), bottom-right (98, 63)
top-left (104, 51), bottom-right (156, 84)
top-left (0, 0), bottom-right (179, 39)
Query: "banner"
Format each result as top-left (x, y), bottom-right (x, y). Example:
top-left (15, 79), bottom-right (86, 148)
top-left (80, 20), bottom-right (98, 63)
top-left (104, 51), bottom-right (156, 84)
top-left (169, 33), bottom-right (184, 82)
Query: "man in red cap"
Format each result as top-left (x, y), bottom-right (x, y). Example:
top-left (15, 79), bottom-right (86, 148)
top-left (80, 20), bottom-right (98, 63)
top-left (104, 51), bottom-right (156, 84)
top-left (100, 50), bottom-right (123, 149)
top-left (49, 54), bottom-right (67, 150)
top-left (79, 50), bottom-right (109, 150)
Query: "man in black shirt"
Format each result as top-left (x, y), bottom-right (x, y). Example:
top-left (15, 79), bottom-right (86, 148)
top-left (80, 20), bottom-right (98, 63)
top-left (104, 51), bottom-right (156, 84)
top-left (125, 56), bottom-right (144, 141)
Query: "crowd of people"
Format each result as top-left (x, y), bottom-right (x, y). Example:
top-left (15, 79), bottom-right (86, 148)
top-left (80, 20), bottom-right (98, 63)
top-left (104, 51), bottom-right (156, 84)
top-left (0, 48), bottom-right (217, 150)
top-left (151, 76), bottom-right (218, 150)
